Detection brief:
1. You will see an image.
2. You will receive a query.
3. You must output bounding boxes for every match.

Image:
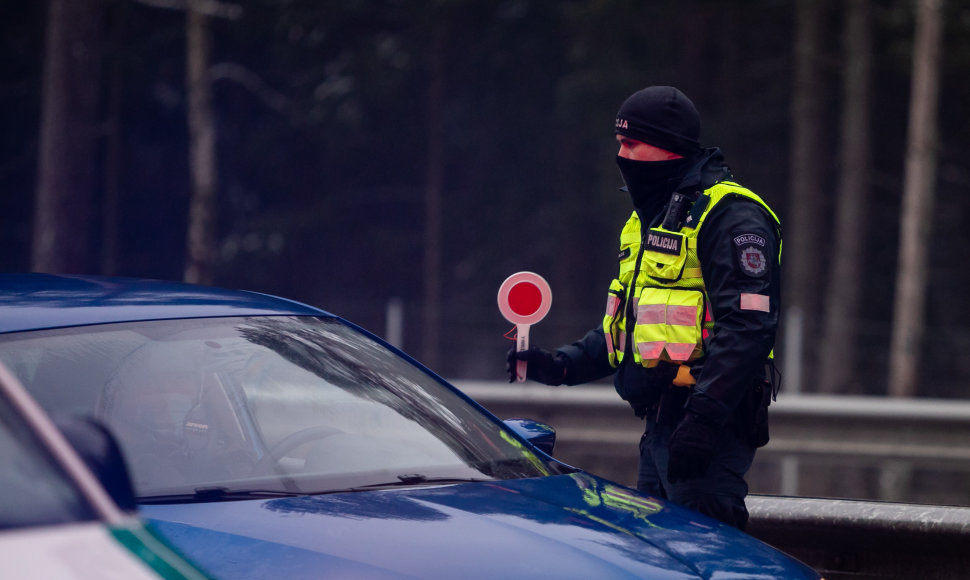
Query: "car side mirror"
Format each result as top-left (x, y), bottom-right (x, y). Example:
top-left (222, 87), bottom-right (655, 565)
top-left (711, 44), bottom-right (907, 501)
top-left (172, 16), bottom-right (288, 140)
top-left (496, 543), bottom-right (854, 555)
top-left (503, 418), bottom-right (556, 455)
top-left (54, 415), bottom-right (138, 512)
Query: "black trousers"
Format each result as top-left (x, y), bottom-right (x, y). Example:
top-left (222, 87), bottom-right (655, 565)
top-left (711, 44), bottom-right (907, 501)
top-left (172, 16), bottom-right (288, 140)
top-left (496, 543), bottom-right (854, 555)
top-left (637, 416), bottom-right (756, 530)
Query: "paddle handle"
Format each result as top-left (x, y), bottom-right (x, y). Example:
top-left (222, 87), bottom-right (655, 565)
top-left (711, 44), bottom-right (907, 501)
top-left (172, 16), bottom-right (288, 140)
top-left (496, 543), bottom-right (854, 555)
top-left (515, 323), bottom-right (530, 383)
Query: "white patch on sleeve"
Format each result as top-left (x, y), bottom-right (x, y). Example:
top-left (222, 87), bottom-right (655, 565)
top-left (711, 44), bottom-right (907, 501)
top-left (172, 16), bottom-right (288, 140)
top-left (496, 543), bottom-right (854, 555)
top-left (740, 293), bottom-right (770, 312)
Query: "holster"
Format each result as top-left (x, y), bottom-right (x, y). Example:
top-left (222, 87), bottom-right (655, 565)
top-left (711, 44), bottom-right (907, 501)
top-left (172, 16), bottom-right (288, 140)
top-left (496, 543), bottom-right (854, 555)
top-left (654, 383), bottom-right (690, 426)
top-left (737, 366), bottom-right (773, 447)
top-left (750, 378), bottom-right (772, 447)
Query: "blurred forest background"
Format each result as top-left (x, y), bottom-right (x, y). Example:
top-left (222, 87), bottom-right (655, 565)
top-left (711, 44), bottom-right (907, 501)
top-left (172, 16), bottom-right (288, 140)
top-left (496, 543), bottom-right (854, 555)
top-left (2, 0), bottom-right (969, 398)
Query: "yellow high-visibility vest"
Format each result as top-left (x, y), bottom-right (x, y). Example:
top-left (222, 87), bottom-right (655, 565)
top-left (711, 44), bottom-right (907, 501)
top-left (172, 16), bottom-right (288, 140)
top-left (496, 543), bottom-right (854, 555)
top-left (603, 181), bottom-right (780, 368)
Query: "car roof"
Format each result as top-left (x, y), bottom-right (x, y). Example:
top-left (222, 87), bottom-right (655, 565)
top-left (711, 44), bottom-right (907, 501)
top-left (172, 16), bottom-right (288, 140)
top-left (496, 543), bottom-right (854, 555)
top-left (0, 273), bottom-right (331, 334)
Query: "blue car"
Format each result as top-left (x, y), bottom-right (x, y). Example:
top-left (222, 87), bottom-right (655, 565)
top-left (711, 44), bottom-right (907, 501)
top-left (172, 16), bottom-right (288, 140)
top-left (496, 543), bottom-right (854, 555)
top-left (0, 273), bottom-right (820, 579)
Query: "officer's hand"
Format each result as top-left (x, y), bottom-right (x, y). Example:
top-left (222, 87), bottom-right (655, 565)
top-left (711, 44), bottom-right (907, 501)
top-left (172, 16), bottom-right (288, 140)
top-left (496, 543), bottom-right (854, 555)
top-left (667, 412), bottom-right (720, 483)
top-left (506, 346), bottom-right (566, 385)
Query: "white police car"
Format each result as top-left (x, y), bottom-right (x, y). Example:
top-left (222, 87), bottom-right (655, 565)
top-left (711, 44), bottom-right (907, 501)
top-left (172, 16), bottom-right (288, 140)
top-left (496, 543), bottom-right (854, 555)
top-left (0, 360), bottom-right (208, 579)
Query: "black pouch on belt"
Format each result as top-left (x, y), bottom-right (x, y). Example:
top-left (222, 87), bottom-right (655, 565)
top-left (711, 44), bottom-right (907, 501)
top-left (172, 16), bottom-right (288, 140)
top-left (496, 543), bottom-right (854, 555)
top-left (747, 363), bottom-right (777, 447)
top-left (614, 362), bottom-right (678, 418)
top-left (749, 379), bottom-right (771, 447)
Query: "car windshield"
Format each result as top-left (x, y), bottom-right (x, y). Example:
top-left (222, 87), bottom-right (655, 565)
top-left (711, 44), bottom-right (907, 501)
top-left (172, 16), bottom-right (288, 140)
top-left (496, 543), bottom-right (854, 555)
top-left (0, 316), bottom-right (553, 500)
top-left (0, 388), bottom-right (97, 529)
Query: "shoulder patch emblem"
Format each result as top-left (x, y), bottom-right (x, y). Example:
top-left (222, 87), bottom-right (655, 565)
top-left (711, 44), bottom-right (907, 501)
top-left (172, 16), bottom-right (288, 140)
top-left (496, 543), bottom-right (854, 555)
top-left (738, 245), bottom-right (767, 277)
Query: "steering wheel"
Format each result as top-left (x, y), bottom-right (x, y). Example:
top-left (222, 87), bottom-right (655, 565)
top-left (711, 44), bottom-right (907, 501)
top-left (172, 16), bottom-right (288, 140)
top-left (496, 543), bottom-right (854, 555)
top-left (251, 425), bottom-right (344, 474)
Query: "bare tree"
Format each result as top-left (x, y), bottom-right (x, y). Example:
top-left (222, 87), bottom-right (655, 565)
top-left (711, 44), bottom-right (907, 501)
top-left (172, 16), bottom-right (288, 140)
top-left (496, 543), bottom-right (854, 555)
top-left (183, 0), bottom-right (218, 285)
top-left (133, 1), bottom-right (245, 285)
top-left (784, 0), bottom-right (827, 392)
top-left (889, 0), bottom-right (944, 397)
top-left (818, 0), bottom-right (872, 393)
top-left (32, 0), bottom-right (105, 273)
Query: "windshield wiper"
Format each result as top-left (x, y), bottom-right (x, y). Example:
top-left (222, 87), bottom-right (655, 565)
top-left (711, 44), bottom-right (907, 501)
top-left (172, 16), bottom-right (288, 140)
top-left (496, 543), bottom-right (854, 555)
top-left (301, 474), bottom-right (493, 496)
top-left (141, 476), bottom-right (494, 503)
top-left (350, 474), bottom-right (493, 490)
top-left (139, 486), bottom-right (304, 504)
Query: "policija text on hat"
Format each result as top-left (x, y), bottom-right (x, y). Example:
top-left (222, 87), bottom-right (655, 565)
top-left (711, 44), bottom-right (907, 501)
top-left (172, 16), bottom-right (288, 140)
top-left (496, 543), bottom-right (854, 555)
top-left (506, 86), bottom-right (782, 530)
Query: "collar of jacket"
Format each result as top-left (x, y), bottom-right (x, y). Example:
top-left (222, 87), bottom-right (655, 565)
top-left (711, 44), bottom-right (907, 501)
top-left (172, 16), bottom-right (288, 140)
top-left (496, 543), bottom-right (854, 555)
top-left (673, 147), bottom-right (732, 194)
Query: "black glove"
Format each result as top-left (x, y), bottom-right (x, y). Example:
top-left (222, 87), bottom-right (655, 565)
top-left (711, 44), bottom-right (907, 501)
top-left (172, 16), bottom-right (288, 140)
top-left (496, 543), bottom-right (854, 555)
top-left (506, 346), bottom-right (566, 385)
top-left (667, 411), bottom-right (720, 483)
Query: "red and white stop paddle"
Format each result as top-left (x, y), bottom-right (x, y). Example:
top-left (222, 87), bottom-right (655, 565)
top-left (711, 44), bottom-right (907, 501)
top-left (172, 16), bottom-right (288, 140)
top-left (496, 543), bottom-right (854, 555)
top-left (497, 272), bottom-right (552, 382)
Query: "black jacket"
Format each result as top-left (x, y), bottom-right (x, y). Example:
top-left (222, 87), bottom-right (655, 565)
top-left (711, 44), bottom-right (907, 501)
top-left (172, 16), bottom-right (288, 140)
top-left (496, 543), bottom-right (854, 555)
top-left (555, 150), bottom-right (781, 427)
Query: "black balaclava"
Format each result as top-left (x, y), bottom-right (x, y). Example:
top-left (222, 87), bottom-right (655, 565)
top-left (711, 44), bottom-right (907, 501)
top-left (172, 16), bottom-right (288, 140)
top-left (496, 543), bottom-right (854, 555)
top-left (615, 155), bottom-right (693, 218)
top-left (614, 86), bottom-right (702, 216)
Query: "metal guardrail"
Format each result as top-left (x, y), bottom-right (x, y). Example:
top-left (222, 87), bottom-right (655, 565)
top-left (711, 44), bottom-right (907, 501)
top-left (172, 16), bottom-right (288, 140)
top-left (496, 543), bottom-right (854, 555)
top-left (455, 381), bottom-right (970, 579)
top-left (455, 381), bottom-right (970, 501)
top-left (746, 496), bottom-right (970, 580)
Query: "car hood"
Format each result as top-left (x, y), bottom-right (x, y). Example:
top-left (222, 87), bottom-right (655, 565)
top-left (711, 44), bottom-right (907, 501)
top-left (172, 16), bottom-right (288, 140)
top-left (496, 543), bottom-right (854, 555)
top-left (141, 473), bottom-right (814, 580)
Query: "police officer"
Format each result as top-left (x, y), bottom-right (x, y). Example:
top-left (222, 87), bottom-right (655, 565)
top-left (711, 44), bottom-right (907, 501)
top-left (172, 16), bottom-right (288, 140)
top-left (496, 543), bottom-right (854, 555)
top-left (507, 86), bottom-right (781, 530)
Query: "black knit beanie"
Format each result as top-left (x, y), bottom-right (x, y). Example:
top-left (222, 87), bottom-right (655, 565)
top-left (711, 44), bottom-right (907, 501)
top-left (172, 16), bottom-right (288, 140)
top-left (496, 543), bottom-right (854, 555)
top-left (614, 86), bottom-right (702, 157)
